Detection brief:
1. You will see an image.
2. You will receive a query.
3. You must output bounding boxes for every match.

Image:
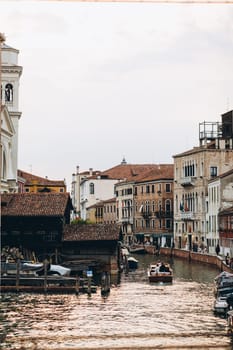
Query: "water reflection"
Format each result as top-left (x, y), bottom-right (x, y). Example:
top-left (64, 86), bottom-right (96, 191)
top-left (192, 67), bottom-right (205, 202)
top-left (0, 255), bottom-right (231, 350)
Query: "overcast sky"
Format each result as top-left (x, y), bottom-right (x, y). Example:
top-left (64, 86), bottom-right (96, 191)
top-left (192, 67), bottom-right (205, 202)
top-left (1, 1), bottom-right (233, 190)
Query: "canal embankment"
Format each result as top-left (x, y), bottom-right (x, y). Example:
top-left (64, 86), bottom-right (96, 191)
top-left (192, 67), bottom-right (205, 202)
top-left (151, 246), bottom-right (233, 273)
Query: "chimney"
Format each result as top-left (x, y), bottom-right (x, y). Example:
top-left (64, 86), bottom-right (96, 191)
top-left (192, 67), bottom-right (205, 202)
top-left (89, 168), bottom-right (93, 176)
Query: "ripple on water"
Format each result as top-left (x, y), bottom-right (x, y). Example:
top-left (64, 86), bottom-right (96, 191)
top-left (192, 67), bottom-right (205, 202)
top-left (0, 257), bottom-right (231, 350)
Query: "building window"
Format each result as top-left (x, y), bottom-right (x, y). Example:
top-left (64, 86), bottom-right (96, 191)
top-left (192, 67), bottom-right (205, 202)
top-left (146, 185), bottom-right (150, 193)
top-left (145, 200), bottom-right (150, 213)
top-left (5, 83), bottom-right (13, 102)
top-left (166, 219), bottom-right (171, 229)
top-left (165, 200), bottom-right (171, 213)
top-left (210, 166), bottom-right (217, 177)
top-left (152, 185), bottom-right (155, 193)
top-left (152, 201), bottom-right (155, 212)
top-left (165, 183), bottom-right (171, 192)
top-left (89, 182), bottom-right (94, 194)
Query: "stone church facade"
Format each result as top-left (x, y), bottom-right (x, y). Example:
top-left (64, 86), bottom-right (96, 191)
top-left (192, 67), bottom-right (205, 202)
top-left (1, 41), bottom-right (22, 193)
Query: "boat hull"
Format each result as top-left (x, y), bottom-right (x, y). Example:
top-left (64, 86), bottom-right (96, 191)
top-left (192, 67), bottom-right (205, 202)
top-left (148, 274), bottom-right (173, 283)
top-left (127, 257), bottom-right (138, 270)
top-left (213, 298), bottom-right (228, 315)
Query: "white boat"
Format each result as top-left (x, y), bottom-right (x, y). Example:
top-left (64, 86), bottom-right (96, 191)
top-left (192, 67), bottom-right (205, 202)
top-left (127, 256), bottom-right (139, 269)
top-left (1, 261), bottom-right (71, 277)
top-left (148, 262), bottom-right (173, 283)
top-left (213, 297), bottom-right (228, 315)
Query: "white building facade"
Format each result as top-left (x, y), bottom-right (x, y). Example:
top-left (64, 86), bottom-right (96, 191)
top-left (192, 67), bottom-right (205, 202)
top-left (1, 42), bottom-right (22, 192)
top-left (206, 178), bottom-right (220, 255)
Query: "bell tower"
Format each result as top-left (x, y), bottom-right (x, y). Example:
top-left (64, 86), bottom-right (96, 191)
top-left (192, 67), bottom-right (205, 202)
top-left (1, 42), bottom-right (23, 191)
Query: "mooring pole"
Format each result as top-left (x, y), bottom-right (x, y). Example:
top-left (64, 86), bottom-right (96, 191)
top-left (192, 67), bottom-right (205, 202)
top-left (87, 276), bottom-right (91, 296)
top-left (44, 259), bottom-right (48, 293)
top-left (16, 259), bottom-right (20, 292)
top-left (75, 276), bottom-right (80, 295)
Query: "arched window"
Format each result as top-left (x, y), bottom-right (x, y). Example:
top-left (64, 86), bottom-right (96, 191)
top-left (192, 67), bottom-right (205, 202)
top-left (89, 182), bottom-right (94, 195)
top-left (5, 83), bottom-right (13, 102)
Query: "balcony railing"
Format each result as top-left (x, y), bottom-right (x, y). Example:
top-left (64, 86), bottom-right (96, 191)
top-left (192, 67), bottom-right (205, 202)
top-left (180, 177), bottom-right (196, 187)
top-left (180, 211), bottom-right (194, 220)
top-left (155, 211), bottom-right (173, 218)
top-left (121, 217), bottom-right (133, 224)
top-left (142, 211), bottom-right (152, 219)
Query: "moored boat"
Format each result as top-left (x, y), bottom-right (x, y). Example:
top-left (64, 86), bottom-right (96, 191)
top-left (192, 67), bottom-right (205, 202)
top-left (129, 244), bottom-right (146, 254)
top-left (1, 261), bottom-right (71, 277)
top-left (127, 256), bottom-right (139, 270)
top-left (148, 262), bottom-right (173, 283)
top-left (213, 296), bottom-right (229, 316)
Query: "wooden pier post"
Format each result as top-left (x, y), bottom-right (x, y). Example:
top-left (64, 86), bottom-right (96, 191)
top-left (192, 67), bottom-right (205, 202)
top-left (87, 276), bottom-right (91, 296)
top-left (16, 259), bottom-right (20, 292)
top-left (75, 276), bottom-right (80, 295)
top-left (43, 259), bottom-right (48, 293)
top-left (101, 271), bottom-right (110, 296)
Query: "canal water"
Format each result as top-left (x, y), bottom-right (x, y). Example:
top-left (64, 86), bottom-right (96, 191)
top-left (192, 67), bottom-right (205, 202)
top-left (0, 255), bottom-right (232, 350)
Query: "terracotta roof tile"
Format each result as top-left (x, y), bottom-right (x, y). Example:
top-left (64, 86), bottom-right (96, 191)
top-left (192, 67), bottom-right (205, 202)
top-left (63, 224), bottom-right (120, 241)
top-left (1, 193), bottom-right (72, 217)
top-left (17, 169), bottom-right (66, 187)
top-left (134, 165), bottom-right (174, 182)
top-left (101, 163), bottom-right (161, 180)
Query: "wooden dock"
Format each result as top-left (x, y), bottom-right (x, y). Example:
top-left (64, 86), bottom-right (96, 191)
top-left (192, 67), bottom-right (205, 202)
top-left (0, 275), bottom-right (97, 294)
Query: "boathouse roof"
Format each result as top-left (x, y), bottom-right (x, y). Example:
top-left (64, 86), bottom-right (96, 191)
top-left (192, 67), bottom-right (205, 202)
top-left (1, 193), bottom-right (72, 217)
top-left (63, 224), bottom-right (120, 241)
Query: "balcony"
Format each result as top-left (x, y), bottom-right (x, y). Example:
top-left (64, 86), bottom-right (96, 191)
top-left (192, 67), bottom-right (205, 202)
top-left (142, 211), bottom-right (152, 219)
top-left (121, 217), bottom-right (133, 224)
top-left (155, 211), bottom-right (173, 218)
top-left (180, 211), bottom-right (194, 220)
top-left (180, 177), bottom-right (195, 187)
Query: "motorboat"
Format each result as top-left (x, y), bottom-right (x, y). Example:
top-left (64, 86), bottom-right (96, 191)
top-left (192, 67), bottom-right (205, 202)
top-left (215, 271), bottom-right (233, 289)
top-left (127, 256), bottom-right (138, 270)
top-left (148, 262), bottom-right (173, 283)
top-left (213, 296), bottom-right (229, 316)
